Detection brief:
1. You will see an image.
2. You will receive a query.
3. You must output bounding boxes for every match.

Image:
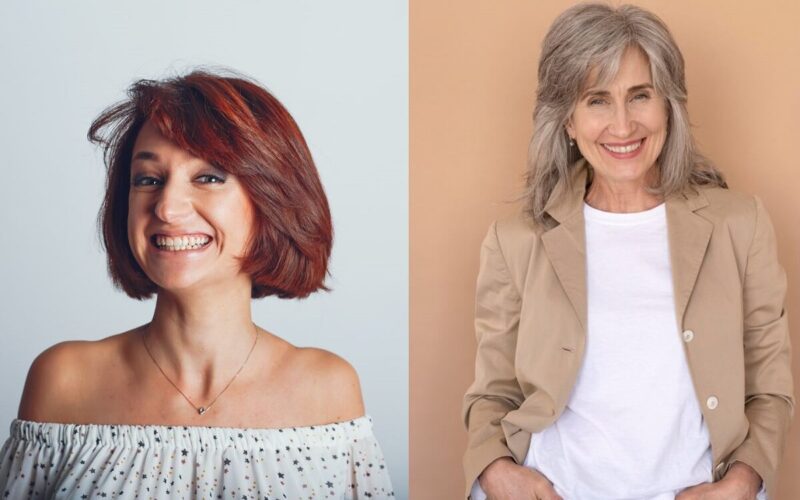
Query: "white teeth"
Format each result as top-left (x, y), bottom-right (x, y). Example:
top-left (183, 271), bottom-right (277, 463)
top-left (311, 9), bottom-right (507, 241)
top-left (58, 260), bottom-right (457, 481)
top-left (154, 235), bottom-right (210, 251)
top-left (603, 140), bottom-right (642, 154)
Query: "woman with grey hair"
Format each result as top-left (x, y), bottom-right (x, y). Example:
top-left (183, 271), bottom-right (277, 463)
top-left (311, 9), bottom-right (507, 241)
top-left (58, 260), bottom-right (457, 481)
top-left (463, 4), bottom-right (793, 500)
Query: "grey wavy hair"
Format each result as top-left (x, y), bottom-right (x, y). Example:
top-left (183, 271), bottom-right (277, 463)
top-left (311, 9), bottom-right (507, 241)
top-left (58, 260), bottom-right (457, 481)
top-left (525, 2), bottom-right (726, 225)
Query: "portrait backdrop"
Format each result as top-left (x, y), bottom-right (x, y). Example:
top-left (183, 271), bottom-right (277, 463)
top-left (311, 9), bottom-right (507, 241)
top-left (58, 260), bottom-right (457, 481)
top-left (0, 1), bottom-right (408, 496)
top-left (410, 1), bottom-right (800, 498)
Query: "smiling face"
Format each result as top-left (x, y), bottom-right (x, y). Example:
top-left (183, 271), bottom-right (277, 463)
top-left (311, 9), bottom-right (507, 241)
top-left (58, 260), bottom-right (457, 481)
top-left (128, 121), bottom-right (255, 294)
top-left (567, 46), bottom-right (668, 188)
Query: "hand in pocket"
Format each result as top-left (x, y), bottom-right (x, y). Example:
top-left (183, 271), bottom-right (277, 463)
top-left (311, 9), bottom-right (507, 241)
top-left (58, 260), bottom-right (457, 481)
top-left (479, 457), bottom-right (563, 500)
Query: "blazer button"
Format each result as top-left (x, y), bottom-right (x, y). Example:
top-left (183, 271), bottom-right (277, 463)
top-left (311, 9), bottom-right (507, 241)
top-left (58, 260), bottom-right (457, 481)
top-left (682, 329), bottom-right (695, 342)
top-left (706, 396), bottom-right (719, 410)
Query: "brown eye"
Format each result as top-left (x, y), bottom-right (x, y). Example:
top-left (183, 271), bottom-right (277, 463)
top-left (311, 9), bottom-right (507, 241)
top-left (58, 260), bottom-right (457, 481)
top-left (132, 175), bottom-right (161, 187)
top-left (196, 174), bottom-right (226, 184)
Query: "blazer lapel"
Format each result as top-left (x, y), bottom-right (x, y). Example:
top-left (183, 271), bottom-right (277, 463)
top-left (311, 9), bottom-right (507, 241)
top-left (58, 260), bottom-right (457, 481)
top-left (539, 161), bottom-right (713, 333)
top-left (541, 213), bottom-right (587, 330)
top-left (541, 164), bottom-right (590, 330)
top-left (665, 189), bottom-right (712, 328)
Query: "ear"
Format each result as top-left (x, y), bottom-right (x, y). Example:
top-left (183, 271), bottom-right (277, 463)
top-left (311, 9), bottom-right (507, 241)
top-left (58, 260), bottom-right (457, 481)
top-left (565, 120), bottom-right (575, 140)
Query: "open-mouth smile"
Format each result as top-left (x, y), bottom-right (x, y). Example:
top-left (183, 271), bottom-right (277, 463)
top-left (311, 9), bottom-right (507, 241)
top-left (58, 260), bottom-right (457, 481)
top-left (151, 234), bottom-right (212, 252)
top-left (601, 138), bottom-right (645, 158)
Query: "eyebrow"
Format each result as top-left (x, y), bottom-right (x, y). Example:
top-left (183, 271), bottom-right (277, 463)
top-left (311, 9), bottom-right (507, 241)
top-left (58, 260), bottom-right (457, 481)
top-left (132, 151), bottom-right (159, 162)
top-left (580, 83), bottom-right (655, 100)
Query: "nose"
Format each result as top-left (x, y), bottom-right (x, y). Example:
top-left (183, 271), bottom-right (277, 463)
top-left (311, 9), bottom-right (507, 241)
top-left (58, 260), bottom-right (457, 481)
top-left (154, 180), bottom-right (193, 223)
top-left (608, 102), bottom-right (634, 138)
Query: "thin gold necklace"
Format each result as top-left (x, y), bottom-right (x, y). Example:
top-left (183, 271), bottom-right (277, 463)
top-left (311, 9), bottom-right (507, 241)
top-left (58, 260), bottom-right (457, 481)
top-left (141, 325), bottom-right (259, 416)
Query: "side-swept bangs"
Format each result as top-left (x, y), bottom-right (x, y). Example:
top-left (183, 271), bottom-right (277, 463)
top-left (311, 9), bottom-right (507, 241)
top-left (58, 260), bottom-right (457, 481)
top-left (89, 69), bottom-right (333, 299)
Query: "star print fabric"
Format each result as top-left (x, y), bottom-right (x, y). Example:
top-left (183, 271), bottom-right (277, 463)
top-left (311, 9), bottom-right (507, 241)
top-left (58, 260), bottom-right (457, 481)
top-left (0, 416), bottom-right (393, 499)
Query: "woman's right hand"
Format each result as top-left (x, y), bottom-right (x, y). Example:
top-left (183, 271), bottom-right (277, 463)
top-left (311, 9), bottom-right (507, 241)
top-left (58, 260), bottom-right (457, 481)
top-left (478, 457), bottom-right (563, 500)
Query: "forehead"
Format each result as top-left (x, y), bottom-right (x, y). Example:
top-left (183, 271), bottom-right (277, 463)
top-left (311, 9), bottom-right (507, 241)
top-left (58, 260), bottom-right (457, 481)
top-left (132, 121), bottom-right (204, 166)
top-left (581, 45), bottom-right (653, 92)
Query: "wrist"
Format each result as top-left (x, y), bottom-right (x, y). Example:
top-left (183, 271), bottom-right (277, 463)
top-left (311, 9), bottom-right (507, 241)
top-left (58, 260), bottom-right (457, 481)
top-left (723, 461), bottom-right (762, 496)
top-left (479, 457), bottom-right (515, 488)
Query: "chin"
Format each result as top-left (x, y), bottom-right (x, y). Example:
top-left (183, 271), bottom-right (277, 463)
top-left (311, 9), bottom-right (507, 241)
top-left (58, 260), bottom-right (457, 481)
top-left (615, 166), bottom-right (650, 181)
top-left (595, 159), bottom-right (652, 181)
top-left (147, 273), bottom-right (207, 294)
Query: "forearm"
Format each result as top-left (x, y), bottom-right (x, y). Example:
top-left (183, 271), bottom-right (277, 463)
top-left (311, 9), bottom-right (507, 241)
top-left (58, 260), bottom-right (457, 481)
top-left (463, 221), bottom-right (526, 498)
top-left (724, 395), bottom-right (793, 498)
top-left (733, 196), bottom-right (795, 499)
top-left (463, 397), bottom-right (520, 498)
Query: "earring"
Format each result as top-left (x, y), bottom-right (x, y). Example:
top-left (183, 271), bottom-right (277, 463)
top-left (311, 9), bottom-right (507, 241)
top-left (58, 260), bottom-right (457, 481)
top-left (569, 138), bottom-right (575, 147)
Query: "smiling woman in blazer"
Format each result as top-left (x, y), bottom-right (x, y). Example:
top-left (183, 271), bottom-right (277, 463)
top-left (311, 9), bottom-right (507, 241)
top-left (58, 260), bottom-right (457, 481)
top-left (463, 4), bottom-right (794, 500)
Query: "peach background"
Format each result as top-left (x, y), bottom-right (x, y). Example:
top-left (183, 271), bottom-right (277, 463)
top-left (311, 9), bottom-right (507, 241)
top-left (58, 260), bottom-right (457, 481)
top-left (410, 1), bottom-right (800, 499)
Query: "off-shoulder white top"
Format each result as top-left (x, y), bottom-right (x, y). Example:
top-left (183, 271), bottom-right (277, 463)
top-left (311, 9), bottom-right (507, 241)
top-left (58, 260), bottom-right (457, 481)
top-left (0, 416), bottom-right (393, 499)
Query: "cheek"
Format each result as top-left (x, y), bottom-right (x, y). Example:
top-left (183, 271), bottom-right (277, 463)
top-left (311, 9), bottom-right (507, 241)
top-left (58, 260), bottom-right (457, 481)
top-left (647, 116), bottom-right (669, 152)
top-left (234, 190), bottom-right (257, 240)
top-left (125, 211), bottom-right (147, 269)
top-left (126, 203), bottom-right (138, 242)
top-left (126, 198), bottom-right (153, 256)
top-left (238, 204), bottom-right (257, 248)
top-left (573, 114), bottom-right (605, 141)
top-left (127, 201), bottom-right (144, 237)
top-left (648, 117), bottom-right (668, 135)
top-left (218, 191), bottom-right (257, 250)
top-left (643, 104), bottom-right (668, 134)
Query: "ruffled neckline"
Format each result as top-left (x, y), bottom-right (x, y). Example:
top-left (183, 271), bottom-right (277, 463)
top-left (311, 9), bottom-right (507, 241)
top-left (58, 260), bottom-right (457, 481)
top-left (9, 416), bottom-right (374, 449)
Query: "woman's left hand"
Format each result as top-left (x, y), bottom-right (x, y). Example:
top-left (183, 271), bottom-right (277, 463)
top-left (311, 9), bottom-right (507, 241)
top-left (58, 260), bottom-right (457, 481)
top-left (675, 462), bottom-right (761, 500)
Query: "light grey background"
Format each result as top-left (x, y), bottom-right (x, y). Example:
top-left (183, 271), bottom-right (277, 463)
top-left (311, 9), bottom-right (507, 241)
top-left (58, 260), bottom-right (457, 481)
top-left (0, 1), bottom-right (408, 496)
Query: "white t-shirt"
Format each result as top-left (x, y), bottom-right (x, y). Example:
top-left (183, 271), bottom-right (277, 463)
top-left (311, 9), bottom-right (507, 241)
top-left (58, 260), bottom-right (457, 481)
top-left (526, 202), bottom-right (712, 499)
top-left (472, 202), bottom-right (765, 499)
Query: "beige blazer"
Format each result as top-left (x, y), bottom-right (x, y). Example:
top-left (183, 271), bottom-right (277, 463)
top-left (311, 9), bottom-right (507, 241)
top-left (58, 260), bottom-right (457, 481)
top-left (462, 162), bottom-right (794, 499)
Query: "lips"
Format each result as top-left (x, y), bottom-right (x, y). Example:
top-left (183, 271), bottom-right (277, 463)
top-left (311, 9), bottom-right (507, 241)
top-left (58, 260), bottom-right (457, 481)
top-left (602, 138), bottom-right (643, 153)
top-left (150, 234), bottom-right (212, 252)
top-left (601, 137), bottom-right (645, 158)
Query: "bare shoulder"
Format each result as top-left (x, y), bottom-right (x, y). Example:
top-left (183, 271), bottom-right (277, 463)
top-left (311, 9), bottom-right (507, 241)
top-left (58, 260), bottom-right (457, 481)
top-left (277, 344), bottom-right (365, 424)
top-left (18, 333), bottom-right (130, 422)
top-left (19, 340), bottom-right (93, 421)
top-left (294, 347), bottom-right (363, 392)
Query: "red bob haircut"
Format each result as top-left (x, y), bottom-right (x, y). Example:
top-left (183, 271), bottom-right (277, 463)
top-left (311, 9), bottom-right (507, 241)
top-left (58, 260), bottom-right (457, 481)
top-left (88, 69), bottom-right (333, 300)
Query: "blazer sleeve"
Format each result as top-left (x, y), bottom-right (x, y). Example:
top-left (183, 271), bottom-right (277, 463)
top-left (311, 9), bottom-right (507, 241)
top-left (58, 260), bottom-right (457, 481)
top-left (726, 195), bottom-right (795, 499)
top-left (462, 221), bottom-right (525, 498)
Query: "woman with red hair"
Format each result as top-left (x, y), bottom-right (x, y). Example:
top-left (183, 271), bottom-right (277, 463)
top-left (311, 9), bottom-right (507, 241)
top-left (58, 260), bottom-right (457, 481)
top-left (0, 70), bottom-right (394, 499)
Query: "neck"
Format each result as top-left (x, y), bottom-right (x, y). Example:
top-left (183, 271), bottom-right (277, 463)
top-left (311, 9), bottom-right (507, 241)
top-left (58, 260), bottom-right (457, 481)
top-left (143, 277), bottom-right (257, 386)
top-left (584, 168), bottom-right (663, 213)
